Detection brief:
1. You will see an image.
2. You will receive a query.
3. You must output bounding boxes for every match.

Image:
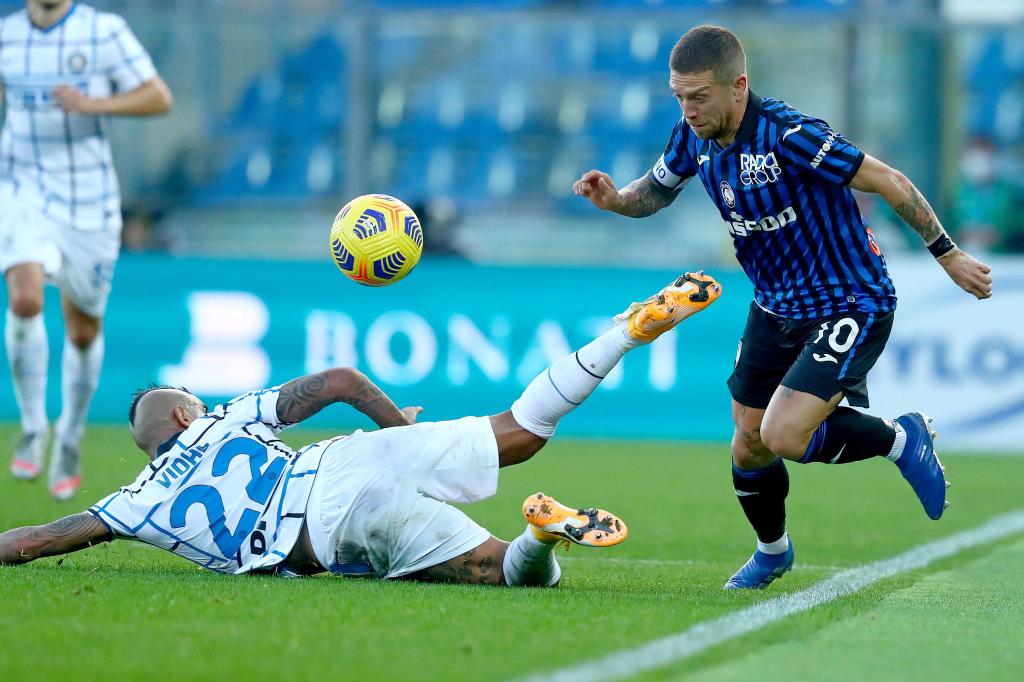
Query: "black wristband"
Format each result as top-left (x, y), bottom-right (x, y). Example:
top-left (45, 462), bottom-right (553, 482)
top-left (927, 234), bottom-right (956, 259)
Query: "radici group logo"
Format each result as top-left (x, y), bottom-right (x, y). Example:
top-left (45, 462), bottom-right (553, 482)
top-left (739, 152), bottom-right (782, 186)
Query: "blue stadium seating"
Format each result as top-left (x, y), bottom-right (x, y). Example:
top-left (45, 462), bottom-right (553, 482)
top-left (375, 0), bottom-right (547, 7)
top-left (192, 33), bottom-right (347, 204)
top-left (186, 1), bottom-right (873, 209)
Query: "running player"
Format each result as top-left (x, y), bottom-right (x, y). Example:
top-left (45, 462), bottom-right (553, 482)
top-left (1, 1), bottom-right (173, 498)
top-left (0, 273), bottom-right (721, 585)
top-left (574, 25), bottom-right (993, 589)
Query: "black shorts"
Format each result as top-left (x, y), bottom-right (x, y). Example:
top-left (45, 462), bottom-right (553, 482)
top-left (727, 302), bottom-right (894, 409)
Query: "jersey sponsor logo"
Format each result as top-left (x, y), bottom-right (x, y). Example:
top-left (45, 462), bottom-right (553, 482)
top-left (698, 154), bottom-right (711, 166)
top-left (782, 124), bottom-right (802, 140)
top-left (720, 181), bottom-right (736, 207)
top-left (3, 78), bottom-right (89, 109)
top-left (728, 206), bottom-right (797, 237)
top-left (739, 152), bottom-right (782, 186)
top-left (810, 131), bottom-right (838, 169)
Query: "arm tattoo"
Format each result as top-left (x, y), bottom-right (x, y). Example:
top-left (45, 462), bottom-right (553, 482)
top-left (41, 514), bottom-right (111, 555)
top-left (890, 173), bottom-right (944, 245)
top-left (0, 513), bottom-right (111, 565)
top-left (614, 175), bottom-right (677, 218)
top-left (276, 371), bottom-right (334, 425)
top-left (277, 369), bottom-right (408, 428)
top-left (338, 378), bottom-right (407, 429)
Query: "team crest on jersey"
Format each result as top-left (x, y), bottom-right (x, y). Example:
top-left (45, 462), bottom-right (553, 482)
top-left (67, 52), bottom-right (88, 74)
top-left (720, 181), bottom-right (736, 207)
top-left (865, 226), bottom-right (882, 256)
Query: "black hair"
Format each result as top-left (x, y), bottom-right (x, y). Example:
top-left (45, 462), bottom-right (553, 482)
top-left (669, 25), bottom-right (746, 84)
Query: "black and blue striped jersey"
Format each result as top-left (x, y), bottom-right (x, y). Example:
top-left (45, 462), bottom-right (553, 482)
top-left (648, 92), bottom-right (897, 319)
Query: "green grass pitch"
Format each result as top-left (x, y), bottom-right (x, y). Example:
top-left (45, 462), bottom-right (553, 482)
top-left (1, 424), bottom-right (1021, 681)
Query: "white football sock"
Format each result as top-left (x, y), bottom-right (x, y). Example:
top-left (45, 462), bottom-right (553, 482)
top-left (502, 525), bottom-right (562, 587)
top-left (510, 326), bottom-right (630, 438)
top-left (57, 333), bottom-right (104, 447)
top-left (885, 423), bottom-right (907, 462)
top-left (5, 310), bottom-right (49, 434)
top-left (757, 531), bottom-right (790, 555)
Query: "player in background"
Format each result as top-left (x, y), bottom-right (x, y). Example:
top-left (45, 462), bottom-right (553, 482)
top-left (0, 274), bottom-right (721, 585)
top-left (0, 1), bottom-right (173, 498)
top-left (574, 26), bottom-right (993, 590)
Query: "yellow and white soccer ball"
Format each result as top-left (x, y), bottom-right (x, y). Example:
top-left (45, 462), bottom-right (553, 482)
top-left (329, 194), bottom-right (423, 286)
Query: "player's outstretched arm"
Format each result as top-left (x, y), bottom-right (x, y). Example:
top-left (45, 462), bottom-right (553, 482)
top-left (0, 513), bottom-right (113, 566)
top-left (850, 154), bottom-right (992, 300)
top-left (52, 76), bottom-right (174, 117)
top-left (276, 367), bottom-right (421, 429)
top-left (573, 171), bottom-right (677, 217)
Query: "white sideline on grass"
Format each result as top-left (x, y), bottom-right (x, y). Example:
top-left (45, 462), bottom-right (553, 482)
top-left (520, 510), bottom-right (1024, 682)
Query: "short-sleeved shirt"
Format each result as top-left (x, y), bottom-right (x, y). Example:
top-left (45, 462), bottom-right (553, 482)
top-left (89, 389), bottom-right (325, 575)
top-left (649, 92), bottom-right (897, 319)
top-left (0, 3), bottom-right (157, 232)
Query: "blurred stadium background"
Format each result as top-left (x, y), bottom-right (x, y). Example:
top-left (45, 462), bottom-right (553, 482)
top-left (1, 0), bottom-right (1022, 450)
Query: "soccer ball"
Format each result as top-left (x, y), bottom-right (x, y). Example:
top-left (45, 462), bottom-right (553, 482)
top-left (329, 194), bottom-right (424, 286)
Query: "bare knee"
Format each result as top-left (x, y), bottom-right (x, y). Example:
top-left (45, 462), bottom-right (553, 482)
top-left (5, 264), bottom-right (45, 318)
top-left (760, 420), bottom-right (810, 460)
top-left (490, 411), bottom-right (546, 467)
top-left (731, 428), bottom-right (775, 469)
top-left (64, 314), bottom-right (101, 349)
top-left (66, 324), bottom-right (99, 349)
top-left (8, 294), bottom-right (42, 319)
top-left (760, 387), bottom-right (840, 461)
top-left (404, 537), bottom-right (508, 585)
top-left (731, 402), bottom-right (774, 469)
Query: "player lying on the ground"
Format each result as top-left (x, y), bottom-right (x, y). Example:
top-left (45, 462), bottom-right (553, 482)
top-left (0, 273), bottom-right (721, 585)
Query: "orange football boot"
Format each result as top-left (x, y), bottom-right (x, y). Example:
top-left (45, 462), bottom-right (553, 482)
top-left (614, 271), bottom-right (722, 344)
top-left (522, 493), bottom-right (628, 548)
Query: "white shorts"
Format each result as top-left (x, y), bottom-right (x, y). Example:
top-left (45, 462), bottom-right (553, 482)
top-left (0, 196), bottom-right (120, 317)
top-left (305, 416), bottom-right (499, 579)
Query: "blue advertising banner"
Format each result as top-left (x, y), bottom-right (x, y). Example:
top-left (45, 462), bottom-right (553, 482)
top-left (3, 254), bottom-right (1021, 451)
top-left (0, 255), bottom-right (753, 441)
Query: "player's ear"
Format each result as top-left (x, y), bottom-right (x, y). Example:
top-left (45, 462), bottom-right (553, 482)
top-left (732, 74), bottom-right (747, 101)
top-left (172, 404), bottom-right (195, 429)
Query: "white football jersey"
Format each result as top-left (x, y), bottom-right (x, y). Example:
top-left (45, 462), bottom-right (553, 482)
top-left (0, 3), bottom-right (157, 231)
top-left (89, 388), bottom-right (328, 575)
